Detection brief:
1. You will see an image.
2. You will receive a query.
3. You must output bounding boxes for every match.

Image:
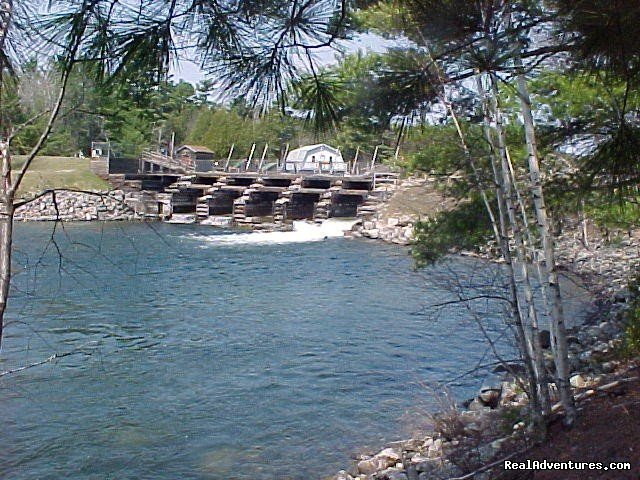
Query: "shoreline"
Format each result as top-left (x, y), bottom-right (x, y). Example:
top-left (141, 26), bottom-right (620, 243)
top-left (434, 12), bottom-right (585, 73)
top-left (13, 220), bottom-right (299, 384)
top-left (328, 218), bottom-right (640, 480)
top-left (14, 189), bottom-right (140, 222)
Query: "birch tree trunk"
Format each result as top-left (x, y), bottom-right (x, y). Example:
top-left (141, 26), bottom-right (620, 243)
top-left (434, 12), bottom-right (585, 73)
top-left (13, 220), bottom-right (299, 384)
top-left (0, 1), bottom-right (11, 51)
top-left (513, 62), bottom-right (576, 426)
top-left (488, 75), bottom-right (551, 418)
top-left (0, 0), bottom-right (13, 348)
top-left (475, 74), bottom-right (543, 424)
top-left (0, 141), bottom-right (13, 346)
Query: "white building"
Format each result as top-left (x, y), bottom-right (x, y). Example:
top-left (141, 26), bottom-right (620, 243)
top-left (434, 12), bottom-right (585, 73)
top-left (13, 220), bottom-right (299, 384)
top-left (284, 144), bottom-right (346, 173)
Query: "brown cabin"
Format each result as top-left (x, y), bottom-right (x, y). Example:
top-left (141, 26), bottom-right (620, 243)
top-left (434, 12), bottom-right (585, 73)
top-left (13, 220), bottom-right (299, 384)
top-left (175, 145), bottom-right (216, 172)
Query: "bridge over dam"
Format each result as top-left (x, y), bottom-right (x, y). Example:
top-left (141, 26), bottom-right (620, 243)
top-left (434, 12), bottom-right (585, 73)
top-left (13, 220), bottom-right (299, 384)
top-left (108, 171), bottom-right (399, 229)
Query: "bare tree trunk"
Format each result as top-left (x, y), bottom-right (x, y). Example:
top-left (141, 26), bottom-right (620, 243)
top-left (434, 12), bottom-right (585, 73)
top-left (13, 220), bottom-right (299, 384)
top-left (579, 198), bottom-right (589, 249)
top-left (513, 62), bottom-right (576, 426)
top-left (0, 0), bottom-right (81, 348)
top-left (488, 75), bottom-right (551, 418)
top-left (0, 141), bottom-right (13, 345)
top-left (0, 0), bottom-right (13, 348)
top-left (475, 74), bottom-right (543, 424)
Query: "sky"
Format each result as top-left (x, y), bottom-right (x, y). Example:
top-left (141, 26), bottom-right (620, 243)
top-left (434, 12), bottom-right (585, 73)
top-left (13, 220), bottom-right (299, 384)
top-left (171, 33), bottom-right (400, 85)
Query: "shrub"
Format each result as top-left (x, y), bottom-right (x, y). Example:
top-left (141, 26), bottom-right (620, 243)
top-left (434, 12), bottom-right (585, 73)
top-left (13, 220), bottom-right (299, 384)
top-left (411, 194), bottom-right (494, 266)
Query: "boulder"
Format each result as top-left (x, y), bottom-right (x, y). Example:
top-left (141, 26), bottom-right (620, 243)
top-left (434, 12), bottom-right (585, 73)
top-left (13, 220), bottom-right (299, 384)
top-left (427, 439), bottom-right (442, 459)
top-left (415, 459), bottom-right (440, 473)
top-left (357, 448), bottom-right (401, 475)
top-left (492, 362), bottom-right (526, 376)
top-left (410, 455), bottom-right (430, 464)
top-left (468, 398), bottom-right (489, 412)
top-left (376, 470), bottom-right (408, 480)
top-left (570, 374), bottom-right (587, 388)
top-left (405, 465), bottom-right (419, 480)
top-left (335, 470), bottom-right (353, 480)
top-left (399, 215), bottom-right (414, 226)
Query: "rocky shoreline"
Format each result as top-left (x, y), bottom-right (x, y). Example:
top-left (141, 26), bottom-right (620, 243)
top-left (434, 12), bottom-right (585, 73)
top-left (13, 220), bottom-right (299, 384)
top-left (330, 215), bottom-right (640, 480)
top-left (329, 300), bottom-right (633, 480)
top-left (348, 176), bottom-right (451, 246)
top-left (14, 189), bottom-right (140, 222)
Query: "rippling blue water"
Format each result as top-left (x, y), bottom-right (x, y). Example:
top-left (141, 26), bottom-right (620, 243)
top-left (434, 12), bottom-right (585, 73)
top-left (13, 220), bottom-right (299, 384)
top-left (1, 222), bottom-right (509, 480)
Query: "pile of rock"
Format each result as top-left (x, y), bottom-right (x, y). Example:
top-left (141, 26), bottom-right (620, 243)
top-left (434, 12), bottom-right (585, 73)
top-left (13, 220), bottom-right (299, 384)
top-left (351, 215), bottom-right (415, 245)
top-left (14, 190), bottom-right (139, 222)
top-left (349, 175), bottom-right (456, 246)
top-left (335, 439), bottom-right (464, 480)
top-left (555, 228), bottom-right (640, 298)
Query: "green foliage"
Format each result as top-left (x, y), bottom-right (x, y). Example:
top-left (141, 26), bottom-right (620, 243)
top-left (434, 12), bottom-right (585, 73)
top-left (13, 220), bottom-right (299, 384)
top-left (292, 72), bottom-right (344, 133)
top-left (185, 107), bottom-right (312, 159)
top-left (554, 1), bottom-right (640, 83)
top-left (6, 60), bottom-right (206, 156)
top-left (401, 122), bottom-right (488, 175)
top-left (529, 71), bottom-right (628, 132)
top-left (411, 195), bottom-right (494, 267)
top-left (350, 1), bottom-right (407, 38)
top-left (498, 405), bottom-right (525, 436)
top-left (585, 198), bottom-right (640, 231)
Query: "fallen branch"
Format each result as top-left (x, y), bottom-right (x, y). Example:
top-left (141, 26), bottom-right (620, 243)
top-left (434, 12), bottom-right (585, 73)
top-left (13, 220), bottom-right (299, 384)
top-left (0, 349), bottom-right (84, 377)
top-left (550, 376), bottom-right (640, 413)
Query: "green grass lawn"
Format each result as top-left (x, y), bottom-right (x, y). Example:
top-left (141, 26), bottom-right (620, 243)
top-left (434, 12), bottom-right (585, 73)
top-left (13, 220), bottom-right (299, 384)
top-left (11, 155), bottom-right (109, 199)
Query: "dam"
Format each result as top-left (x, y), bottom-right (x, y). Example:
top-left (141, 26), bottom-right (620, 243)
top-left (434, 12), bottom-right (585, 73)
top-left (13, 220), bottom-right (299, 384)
top-left (91, 141), bottom-right (400, 228)
top-left (107, 171), bottom-right (398, 229)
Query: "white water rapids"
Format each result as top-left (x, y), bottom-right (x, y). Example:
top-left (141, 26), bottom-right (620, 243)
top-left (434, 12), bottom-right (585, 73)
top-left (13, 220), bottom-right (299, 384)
top-left (184, 218), bottom-right (361, 246)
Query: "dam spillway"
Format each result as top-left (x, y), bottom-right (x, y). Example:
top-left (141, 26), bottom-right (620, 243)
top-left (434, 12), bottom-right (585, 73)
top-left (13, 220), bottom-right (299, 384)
top-left (108, 171), bottom-right (398, 228)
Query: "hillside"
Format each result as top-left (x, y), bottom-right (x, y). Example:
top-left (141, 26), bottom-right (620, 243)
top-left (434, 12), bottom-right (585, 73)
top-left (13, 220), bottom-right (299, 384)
top-left (11, 156), bottom-right (109, 198)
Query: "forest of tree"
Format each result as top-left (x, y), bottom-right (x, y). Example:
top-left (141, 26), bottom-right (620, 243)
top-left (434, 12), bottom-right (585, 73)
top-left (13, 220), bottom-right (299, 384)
top-left (5, 54), bottom-right (438, 164)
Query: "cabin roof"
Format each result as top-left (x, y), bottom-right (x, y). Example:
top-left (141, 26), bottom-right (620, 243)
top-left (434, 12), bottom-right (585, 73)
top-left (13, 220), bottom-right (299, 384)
top-left (288, 143), bottom-right (339, 155)
top-left (176, 145), bottom-right (214, 154)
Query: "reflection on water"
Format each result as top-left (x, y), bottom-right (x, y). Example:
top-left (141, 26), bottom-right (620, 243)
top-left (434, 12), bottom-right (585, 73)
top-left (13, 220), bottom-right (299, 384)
top-left (2, 222), bottom-right (514, 479)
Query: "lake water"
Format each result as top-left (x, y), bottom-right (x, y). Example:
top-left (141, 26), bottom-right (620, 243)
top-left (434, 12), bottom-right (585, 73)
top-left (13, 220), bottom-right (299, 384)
top-left (1, 222), bottom-right (517, 479)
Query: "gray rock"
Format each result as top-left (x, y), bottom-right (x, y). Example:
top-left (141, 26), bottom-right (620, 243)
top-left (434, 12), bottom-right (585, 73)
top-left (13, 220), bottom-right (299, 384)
top-left (415, 459), bottom-right (439, 474)
top-left (492, 362), bottom-right (526, 376)
top-left (468, 398), bottom-right (489, 412)
top-left (376, 470), bottom-right (408, 480)
top-left (600, 361), bottom-right (617, 373)
top-left (358, 448), bottom-right (401, 475)
top-left (335, 470), bottom-right (353, 480)
top-left (405, 465), bottom-right (419, 480)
